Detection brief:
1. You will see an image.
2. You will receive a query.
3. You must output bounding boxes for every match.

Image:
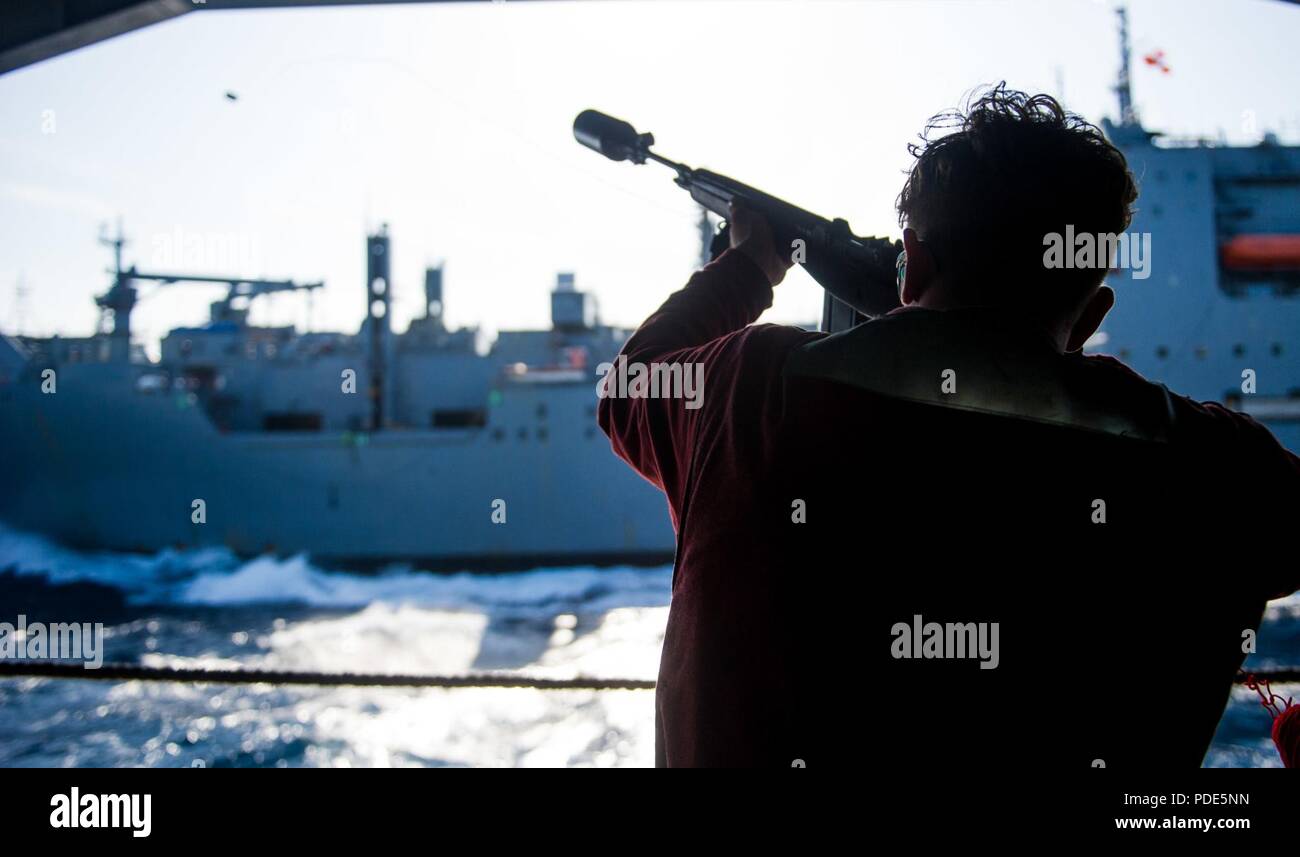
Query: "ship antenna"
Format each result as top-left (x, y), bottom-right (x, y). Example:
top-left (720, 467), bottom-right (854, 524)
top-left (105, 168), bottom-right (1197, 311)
top-left (98, 217), bottom-right (127, 279)
top-left (1114, 5), bottom-right (1138, 127)
top-left (11, 271), bottom-right (29, 336)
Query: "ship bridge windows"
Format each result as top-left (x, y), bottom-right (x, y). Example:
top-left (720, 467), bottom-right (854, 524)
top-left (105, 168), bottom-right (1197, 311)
top-left (431, 408), bottom-right (487, 429)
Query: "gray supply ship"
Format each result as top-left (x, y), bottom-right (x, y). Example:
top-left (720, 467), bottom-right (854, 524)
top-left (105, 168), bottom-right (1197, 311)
top-left (1, 10), bottom-right (1297, 568)
top-left (0, 225), bottom-right (676, 570)
top-left (1096, 8), bottom-right (1300, 453)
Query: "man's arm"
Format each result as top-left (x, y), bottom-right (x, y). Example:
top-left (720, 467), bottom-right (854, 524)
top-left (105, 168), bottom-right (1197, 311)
top-left (597, 206), bottom-right (793, 519)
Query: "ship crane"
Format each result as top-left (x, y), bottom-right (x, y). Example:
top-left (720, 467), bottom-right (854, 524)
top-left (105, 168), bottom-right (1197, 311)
top-left (125, 270), bottom-right (324, 325)
top-left (93, 226), bottom-right (323, 355)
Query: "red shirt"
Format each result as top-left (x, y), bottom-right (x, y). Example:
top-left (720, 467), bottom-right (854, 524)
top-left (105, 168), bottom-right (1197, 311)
top-left (599, 249), bottom-right (1300, 768)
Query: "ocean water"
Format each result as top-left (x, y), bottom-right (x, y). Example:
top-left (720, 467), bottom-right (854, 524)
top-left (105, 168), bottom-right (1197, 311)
top-left (0, 522), bottom-right (1295, 768)
top-left (0, 524), bottom-right (669, 767)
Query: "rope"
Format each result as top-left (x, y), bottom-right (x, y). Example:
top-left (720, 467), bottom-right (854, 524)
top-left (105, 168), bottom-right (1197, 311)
top-left (0, 660), bottom-right (654, 690)
top-left (0, 660), bottom-right (1296, 688)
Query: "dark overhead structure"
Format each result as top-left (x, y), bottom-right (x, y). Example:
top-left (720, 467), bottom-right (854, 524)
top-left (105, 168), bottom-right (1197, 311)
top-left (0, 0), bottom-right (514, 76)
top-left (1, 1), bottom-right (189, 75)
top-left (5, 0), bottom-right (1296, 76)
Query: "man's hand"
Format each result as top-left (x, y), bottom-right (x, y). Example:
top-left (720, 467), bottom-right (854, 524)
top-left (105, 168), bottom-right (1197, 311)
top-left (728, 202), bottom-right (795, 287)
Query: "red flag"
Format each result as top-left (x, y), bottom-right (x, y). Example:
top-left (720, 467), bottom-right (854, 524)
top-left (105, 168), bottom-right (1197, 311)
top-left (1143, 50), bottom-right (1171, 74)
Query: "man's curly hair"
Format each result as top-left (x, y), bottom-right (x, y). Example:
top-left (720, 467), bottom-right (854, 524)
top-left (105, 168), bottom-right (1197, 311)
top-left (896, 83), bottom-right (1138, 311)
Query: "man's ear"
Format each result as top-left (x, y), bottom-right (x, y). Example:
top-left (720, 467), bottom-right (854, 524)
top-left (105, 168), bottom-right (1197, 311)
top-left (899, 228), bottom-right (936, 306)
top-left (1065, 285), bottom-right (1115, 353)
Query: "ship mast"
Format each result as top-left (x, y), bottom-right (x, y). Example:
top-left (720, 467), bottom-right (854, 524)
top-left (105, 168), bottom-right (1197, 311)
top-left (1114, 5), bottom-right (1138, 127)
top-left (10, 271), bottom-right (29, 336)
top-left (95, 221), bottom-right (136, 361)
top-left (365, 224), bottom-right (392, 431)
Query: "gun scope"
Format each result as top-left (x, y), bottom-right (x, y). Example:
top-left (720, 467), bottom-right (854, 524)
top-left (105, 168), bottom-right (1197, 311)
top-left (573, 110), bottom-right (655, 164)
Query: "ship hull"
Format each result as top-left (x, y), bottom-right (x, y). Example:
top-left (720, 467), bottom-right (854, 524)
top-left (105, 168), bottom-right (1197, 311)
top-left (0, 362), bottom-right (676, 572)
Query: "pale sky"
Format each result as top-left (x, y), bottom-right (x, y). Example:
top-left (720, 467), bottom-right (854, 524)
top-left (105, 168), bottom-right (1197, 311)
top-left (1, 0), bottom-right (1297, 353)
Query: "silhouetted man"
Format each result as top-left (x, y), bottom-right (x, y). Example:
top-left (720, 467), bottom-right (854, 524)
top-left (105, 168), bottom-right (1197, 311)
top-left (598, 86), bottom-right (1300, 768)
